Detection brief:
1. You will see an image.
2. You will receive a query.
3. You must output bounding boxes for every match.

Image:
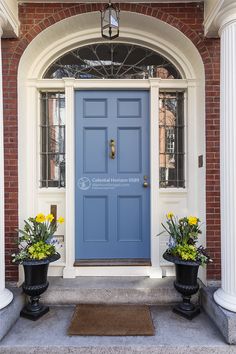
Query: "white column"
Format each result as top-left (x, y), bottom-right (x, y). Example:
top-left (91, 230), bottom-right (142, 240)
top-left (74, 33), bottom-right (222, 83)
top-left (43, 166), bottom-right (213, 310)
top-left (0, 13), bottom-right (13, 310)
top-left (214, 8), bottom-right (236, 312)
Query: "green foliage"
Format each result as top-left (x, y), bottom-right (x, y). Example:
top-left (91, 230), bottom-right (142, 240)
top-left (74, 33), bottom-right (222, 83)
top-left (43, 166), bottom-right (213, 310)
top-left (159, 214), bottom-right (212, 266)
top-left (28, 241), bottom-right (56, 260)
top-left (172, 244), bottom-right (197, 261)
top-left (12, 213), bottom-right (64, 263)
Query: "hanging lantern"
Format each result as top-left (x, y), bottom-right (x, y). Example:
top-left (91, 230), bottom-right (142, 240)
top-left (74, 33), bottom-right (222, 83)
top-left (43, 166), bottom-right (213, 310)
top-left (101, 2), bottom-right (120, 40)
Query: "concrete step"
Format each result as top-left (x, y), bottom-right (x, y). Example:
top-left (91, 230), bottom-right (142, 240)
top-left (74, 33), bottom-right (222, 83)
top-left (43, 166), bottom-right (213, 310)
top-left (41, 276), bottom-right (188, 305)
top-left (0, 305), bottom-right (230, 354)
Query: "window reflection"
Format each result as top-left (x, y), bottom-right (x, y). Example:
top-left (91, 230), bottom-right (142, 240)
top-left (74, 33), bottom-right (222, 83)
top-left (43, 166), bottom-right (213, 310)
top-left (159, 92), bottom-right (185, 188)
top-left (44, 43), bottom-right (182, 80)
top-left (40, 92), bottom-right (65, 188)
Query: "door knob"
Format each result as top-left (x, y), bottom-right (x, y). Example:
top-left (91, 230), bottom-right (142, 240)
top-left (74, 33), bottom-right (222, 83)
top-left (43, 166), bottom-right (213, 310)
top-left (143, 175), bottom-right (149, 188)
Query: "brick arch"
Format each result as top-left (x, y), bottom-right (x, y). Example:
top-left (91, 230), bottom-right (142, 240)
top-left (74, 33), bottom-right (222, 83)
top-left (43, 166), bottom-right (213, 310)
top-left (3, 3), bottom-right (220, 281)
top-left (8, 3), bottom-right (212, 74)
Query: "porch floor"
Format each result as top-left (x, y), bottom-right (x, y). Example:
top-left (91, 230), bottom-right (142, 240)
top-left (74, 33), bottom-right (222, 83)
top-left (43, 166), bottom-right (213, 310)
top-left (0, 305), bottom-right (234, 354)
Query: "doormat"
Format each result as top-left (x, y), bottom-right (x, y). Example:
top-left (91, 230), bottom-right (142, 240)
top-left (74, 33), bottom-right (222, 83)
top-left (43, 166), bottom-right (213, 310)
top-left (68, 304), bottom-right (155, 336)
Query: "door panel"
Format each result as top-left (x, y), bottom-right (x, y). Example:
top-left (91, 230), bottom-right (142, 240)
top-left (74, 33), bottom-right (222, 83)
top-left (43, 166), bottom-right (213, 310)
top-left (83, 196), bottom-right (108, 242)
top-left (75, 90), bottom-right (150, 260)
top-left (117, 196), bottom-right (142, 242)
top-left (83, 128), bottom-right (108, 173)
top-left (117, 128), bottom-right (142, 173)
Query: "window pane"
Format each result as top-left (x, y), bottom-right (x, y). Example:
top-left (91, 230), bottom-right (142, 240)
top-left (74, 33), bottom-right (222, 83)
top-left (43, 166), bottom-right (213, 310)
top-left (40, 92), bottom-right (65, 188)
top-left (159, 92), bottom-right (185, 188)
top-left (44, 43), bottom-right (182, 80)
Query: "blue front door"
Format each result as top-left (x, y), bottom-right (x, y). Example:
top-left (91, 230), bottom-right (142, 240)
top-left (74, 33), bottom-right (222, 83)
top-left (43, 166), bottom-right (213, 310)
top-left (75, 90), bottom-right (150, 260)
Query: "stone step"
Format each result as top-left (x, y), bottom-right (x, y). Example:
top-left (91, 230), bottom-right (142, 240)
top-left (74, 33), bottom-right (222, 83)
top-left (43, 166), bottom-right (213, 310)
top-left (0, 305), bottom-right (230, 354)
top-left (41, 276), bottom-right (196, 305)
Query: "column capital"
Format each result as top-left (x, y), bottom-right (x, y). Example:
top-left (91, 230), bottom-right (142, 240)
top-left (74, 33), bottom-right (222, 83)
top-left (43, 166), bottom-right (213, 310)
top-left (215, 3), bottom-right (236, 36)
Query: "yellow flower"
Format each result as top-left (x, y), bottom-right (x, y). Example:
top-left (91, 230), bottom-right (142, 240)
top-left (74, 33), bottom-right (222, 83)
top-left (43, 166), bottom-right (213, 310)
top-left (35, 213), bottom-right (46, 223)
top-left (167, 212), bottom-right (174, 219)
top-left (57, 217), bottom-right (64, 224)
top-left (188, 216), bottom-right (198, 225)
top-left (46, 214), bottom-right (54, 222)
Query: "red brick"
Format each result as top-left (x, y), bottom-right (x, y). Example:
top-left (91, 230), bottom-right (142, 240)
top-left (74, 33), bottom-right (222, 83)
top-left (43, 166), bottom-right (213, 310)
top-left (3, 2), bottom-right (221, 282)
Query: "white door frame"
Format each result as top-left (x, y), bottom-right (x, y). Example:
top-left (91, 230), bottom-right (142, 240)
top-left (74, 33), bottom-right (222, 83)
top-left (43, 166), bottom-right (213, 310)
top-left (18, 12), bottom-right (205, 279)
top-left (25, 78), bottom-right (192, 279)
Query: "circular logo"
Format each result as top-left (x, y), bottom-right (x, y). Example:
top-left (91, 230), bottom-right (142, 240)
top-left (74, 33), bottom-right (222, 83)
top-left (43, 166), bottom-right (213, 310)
top-left (78, 177), bottom-right (91, 190)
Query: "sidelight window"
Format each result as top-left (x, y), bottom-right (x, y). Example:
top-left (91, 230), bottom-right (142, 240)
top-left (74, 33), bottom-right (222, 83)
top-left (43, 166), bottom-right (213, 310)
top-left (159, 91), bottom-right (185, 188)
top-left (40, 92), bottom-right (66, 188)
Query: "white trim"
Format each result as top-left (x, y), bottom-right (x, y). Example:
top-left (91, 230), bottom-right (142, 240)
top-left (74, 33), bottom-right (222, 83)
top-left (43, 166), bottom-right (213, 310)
top-left (29, 31), bottom-right (194, 81)
top-left (150, 83), bottom-right (162, 278)
top-left (63, 79), bottom-right (76, 278)
top-left (203, 0), bottom-right (223, 37)
top-left (0, 1), bottom-right (19, 38)
top-left (18, 12), bottom-right (205, 279)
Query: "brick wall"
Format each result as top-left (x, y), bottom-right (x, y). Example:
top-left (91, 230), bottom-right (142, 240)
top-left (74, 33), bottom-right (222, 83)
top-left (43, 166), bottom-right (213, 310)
top-left (2, 2), bottom-right (221, 281)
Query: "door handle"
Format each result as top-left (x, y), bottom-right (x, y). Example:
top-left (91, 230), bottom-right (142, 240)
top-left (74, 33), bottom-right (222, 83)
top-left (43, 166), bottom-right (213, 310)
top-left (143, 175), bottom-right (149, 188)
top-left (110, 139), bottom-right (116, 159)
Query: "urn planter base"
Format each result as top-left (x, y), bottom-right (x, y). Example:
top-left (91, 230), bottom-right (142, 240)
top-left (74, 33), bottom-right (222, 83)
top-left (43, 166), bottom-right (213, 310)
top-left (173, 302), bottom-right (200, 320)
top-left (20, 303), bottom-right (49, 321)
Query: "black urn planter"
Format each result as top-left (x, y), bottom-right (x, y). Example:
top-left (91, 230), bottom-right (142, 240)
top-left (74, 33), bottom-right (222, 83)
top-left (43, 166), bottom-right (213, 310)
top-left (163, 251), bottom-right (201, 320)
top-left (20, 253), bottom-right (60, 321)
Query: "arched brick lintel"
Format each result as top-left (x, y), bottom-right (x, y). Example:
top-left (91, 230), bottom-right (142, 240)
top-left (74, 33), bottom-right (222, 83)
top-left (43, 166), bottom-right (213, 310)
top-left (8, 3), bottom-right (213, 73)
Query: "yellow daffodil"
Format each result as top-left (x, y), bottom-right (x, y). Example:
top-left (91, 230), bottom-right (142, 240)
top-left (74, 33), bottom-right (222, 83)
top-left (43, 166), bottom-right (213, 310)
top-left (167, 212), bottom-right (174, 219)
top-left (188, 216), bottom-right (198, 225)
top-left (35, 213), bottom-right (46, 223)
top-left (57, 217), bottom-right (65, 224)
top-left (46, 214), bottom-right (54, 222)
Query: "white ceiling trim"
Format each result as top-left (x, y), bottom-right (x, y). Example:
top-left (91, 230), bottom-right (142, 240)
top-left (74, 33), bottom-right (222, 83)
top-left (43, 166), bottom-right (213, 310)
top-left (203, 0), bottom-right (224, 37)
top-left (1, 0), bottom-right (19, 37)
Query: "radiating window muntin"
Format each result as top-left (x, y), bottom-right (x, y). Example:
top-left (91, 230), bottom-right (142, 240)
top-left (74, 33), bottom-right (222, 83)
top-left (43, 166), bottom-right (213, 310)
top-left (44, 43), bottom-right (182, 80)
top-left (159, 91), bottom-right (185, 189)
top-left (40, 92), bottom-right (66, 188)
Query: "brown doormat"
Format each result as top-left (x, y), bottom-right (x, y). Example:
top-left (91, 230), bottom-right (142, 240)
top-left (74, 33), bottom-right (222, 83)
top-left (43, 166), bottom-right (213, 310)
top-left (68, 304), bottom-right (155, 336)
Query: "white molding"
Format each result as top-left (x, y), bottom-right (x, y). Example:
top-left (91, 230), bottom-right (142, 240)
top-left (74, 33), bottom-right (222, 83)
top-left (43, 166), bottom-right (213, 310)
top-left (63, 79), bottom-right (76, 278)
top-left (216, 3), bottom-right (236, 36)
top-left (27, 29), bottom-right (195, 81)
top-left (17, 12), bottom-right (205, 278)
top-left (0, 1), bottom-right (19, 38)
top-left (204, 0), bottom-right (224, 37)
top-left (29, 78), bottom-right (190, 90)
top-left (150, 83), bottom-right (162, 278)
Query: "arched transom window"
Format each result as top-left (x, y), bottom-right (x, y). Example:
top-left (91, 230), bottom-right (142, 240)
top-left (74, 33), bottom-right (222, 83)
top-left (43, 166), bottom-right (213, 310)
top-left (44, 43), bottom-right (182, 80)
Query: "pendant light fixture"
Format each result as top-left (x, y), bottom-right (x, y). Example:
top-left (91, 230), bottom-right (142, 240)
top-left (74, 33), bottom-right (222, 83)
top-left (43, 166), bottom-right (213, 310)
top-left (101, 1), bottom-right (120, 40)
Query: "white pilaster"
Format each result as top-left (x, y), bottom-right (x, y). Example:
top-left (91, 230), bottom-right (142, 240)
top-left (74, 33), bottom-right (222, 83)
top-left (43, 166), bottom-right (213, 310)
top-left (63, 79), bottom-right (76, 278)
top-left (0, 12), bottom-right (13, 310)
top-left (214, 7), bottom-right (236, 312)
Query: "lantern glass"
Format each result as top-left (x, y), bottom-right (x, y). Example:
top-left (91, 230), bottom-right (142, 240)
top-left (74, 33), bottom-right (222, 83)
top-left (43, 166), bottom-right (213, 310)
top-left (101, 3), bottom-right (119, 40)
